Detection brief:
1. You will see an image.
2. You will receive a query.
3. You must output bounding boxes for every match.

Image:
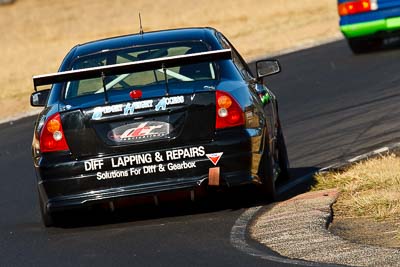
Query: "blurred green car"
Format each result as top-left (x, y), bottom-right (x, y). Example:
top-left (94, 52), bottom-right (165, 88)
top-left (338, 0), bottom-right (400, 53)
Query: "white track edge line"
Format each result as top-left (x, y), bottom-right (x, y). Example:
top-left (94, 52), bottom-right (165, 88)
top-left (230, 206), bottom-right (319, 266)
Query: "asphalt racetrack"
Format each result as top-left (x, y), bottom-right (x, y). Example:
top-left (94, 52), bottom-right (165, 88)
top-left (1, 40), bottom-right (400, 266)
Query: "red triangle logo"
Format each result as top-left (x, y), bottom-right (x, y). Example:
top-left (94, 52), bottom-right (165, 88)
top-left (206, 152), bottom-right (223, 166)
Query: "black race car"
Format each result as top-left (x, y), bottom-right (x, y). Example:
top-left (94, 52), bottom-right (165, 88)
top-left (31, 27), bottom-right (289, 226)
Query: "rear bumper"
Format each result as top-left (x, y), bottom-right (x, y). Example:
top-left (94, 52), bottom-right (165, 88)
top-left (35, 128), bottom-right (265, 212)
top-left (341, 16), bottom-right (400, 38)
top-left (41, 169), bottom-right (253, 212)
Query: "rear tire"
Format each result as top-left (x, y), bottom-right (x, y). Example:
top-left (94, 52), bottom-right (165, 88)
top-left (347, 37), bottom-right (382, 54)
top-left (38, 192), bottom-right (54, 227)
top-left (259, 148), bottom-right (277, 202)
top-left (277, 125), bottom-right (290, 181)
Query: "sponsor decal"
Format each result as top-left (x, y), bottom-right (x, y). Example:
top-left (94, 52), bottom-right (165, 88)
top-left (154, 96), bottom-right (185, 111)
top-left (91, 96), bottom-right (185, 120)
top-left (245, 111), bottom-right (253, 119)
top-left (97, 170), bottom-right (129, 180)
top-left (92, 104), bottom-right (124, 120)
top-left (108, 121), bottom-right (171, 143)
top-left (260, 93), bottom-right (271, 104)
top-left (155, 98), bottom-right (167, 111)
top-left (82, 146), bottom-right (207, 180)
top-left (85, 159), bottom-right (104, 171)
top-left (123, 100), bottom-right (153, 115)
top-left (206, 152), bottom-right (223, 166)
top-left (165, 146), bottom-right (205, 161)
top-left (167, 161), bottom-right (196, 171)
top-left (92, 108), bottom-right (103, 120)
top-left (164, 95), bottom-right (185, 105)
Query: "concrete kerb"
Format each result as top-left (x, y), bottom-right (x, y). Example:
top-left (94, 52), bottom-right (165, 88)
top-left (231, 146), bottom-right (400, 266)
top-left (251, 188), bottom-right (400, 266)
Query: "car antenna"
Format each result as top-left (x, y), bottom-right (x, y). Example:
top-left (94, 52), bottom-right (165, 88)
top-left (139, 13), bottom-right (144, 35)
top-left (161, 63), bottom-right (170, 96)
top-left (101, 72), bottom-right (110, 104)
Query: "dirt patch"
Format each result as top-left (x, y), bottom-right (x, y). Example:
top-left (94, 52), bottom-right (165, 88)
top-left (330, 216), bottom-right (400, 249)
top-left (0, 0), bottom-right (340, 120)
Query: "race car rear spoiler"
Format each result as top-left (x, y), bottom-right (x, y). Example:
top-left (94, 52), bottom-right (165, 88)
top-left (32, 49), bottom-right (232, 90)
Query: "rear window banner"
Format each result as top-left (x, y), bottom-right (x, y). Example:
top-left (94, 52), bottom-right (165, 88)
top-left (91, 95), bottom-right (185, 120)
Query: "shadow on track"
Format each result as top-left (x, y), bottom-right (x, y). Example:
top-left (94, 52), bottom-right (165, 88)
top-left (348, 35), bottom-right (400, 55)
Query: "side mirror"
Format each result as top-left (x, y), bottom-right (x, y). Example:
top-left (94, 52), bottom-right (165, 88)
top-left (30, 89), bottom-right (50, 107)
top-left (256, 60), bottom-right (281, 79)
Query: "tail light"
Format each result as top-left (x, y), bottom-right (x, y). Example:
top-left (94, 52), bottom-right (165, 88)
top-left (338, 0), bottom-right (372, 16)
top-left (215, 90), bottom-right (244, 129)
top-left (40, 113), bottom-right (70, 152)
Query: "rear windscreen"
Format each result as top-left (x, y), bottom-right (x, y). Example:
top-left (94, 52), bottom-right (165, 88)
top-left (64, 42), bottom-right (217, 99)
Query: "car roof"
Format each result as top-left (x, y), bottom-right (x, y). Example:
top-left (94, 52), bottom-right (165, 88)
top-left (71, 27), bottom-right (222, 59)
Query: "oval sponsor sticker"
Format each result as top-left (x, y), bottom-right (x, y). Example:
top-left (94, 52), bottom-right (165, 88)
top-left (108, 121), bottom-right (171, 143)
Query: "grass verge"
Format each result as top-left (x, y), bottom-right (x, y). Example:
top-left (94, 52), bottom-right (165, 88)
top-left (312, 154), bottom-right (400, 240)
